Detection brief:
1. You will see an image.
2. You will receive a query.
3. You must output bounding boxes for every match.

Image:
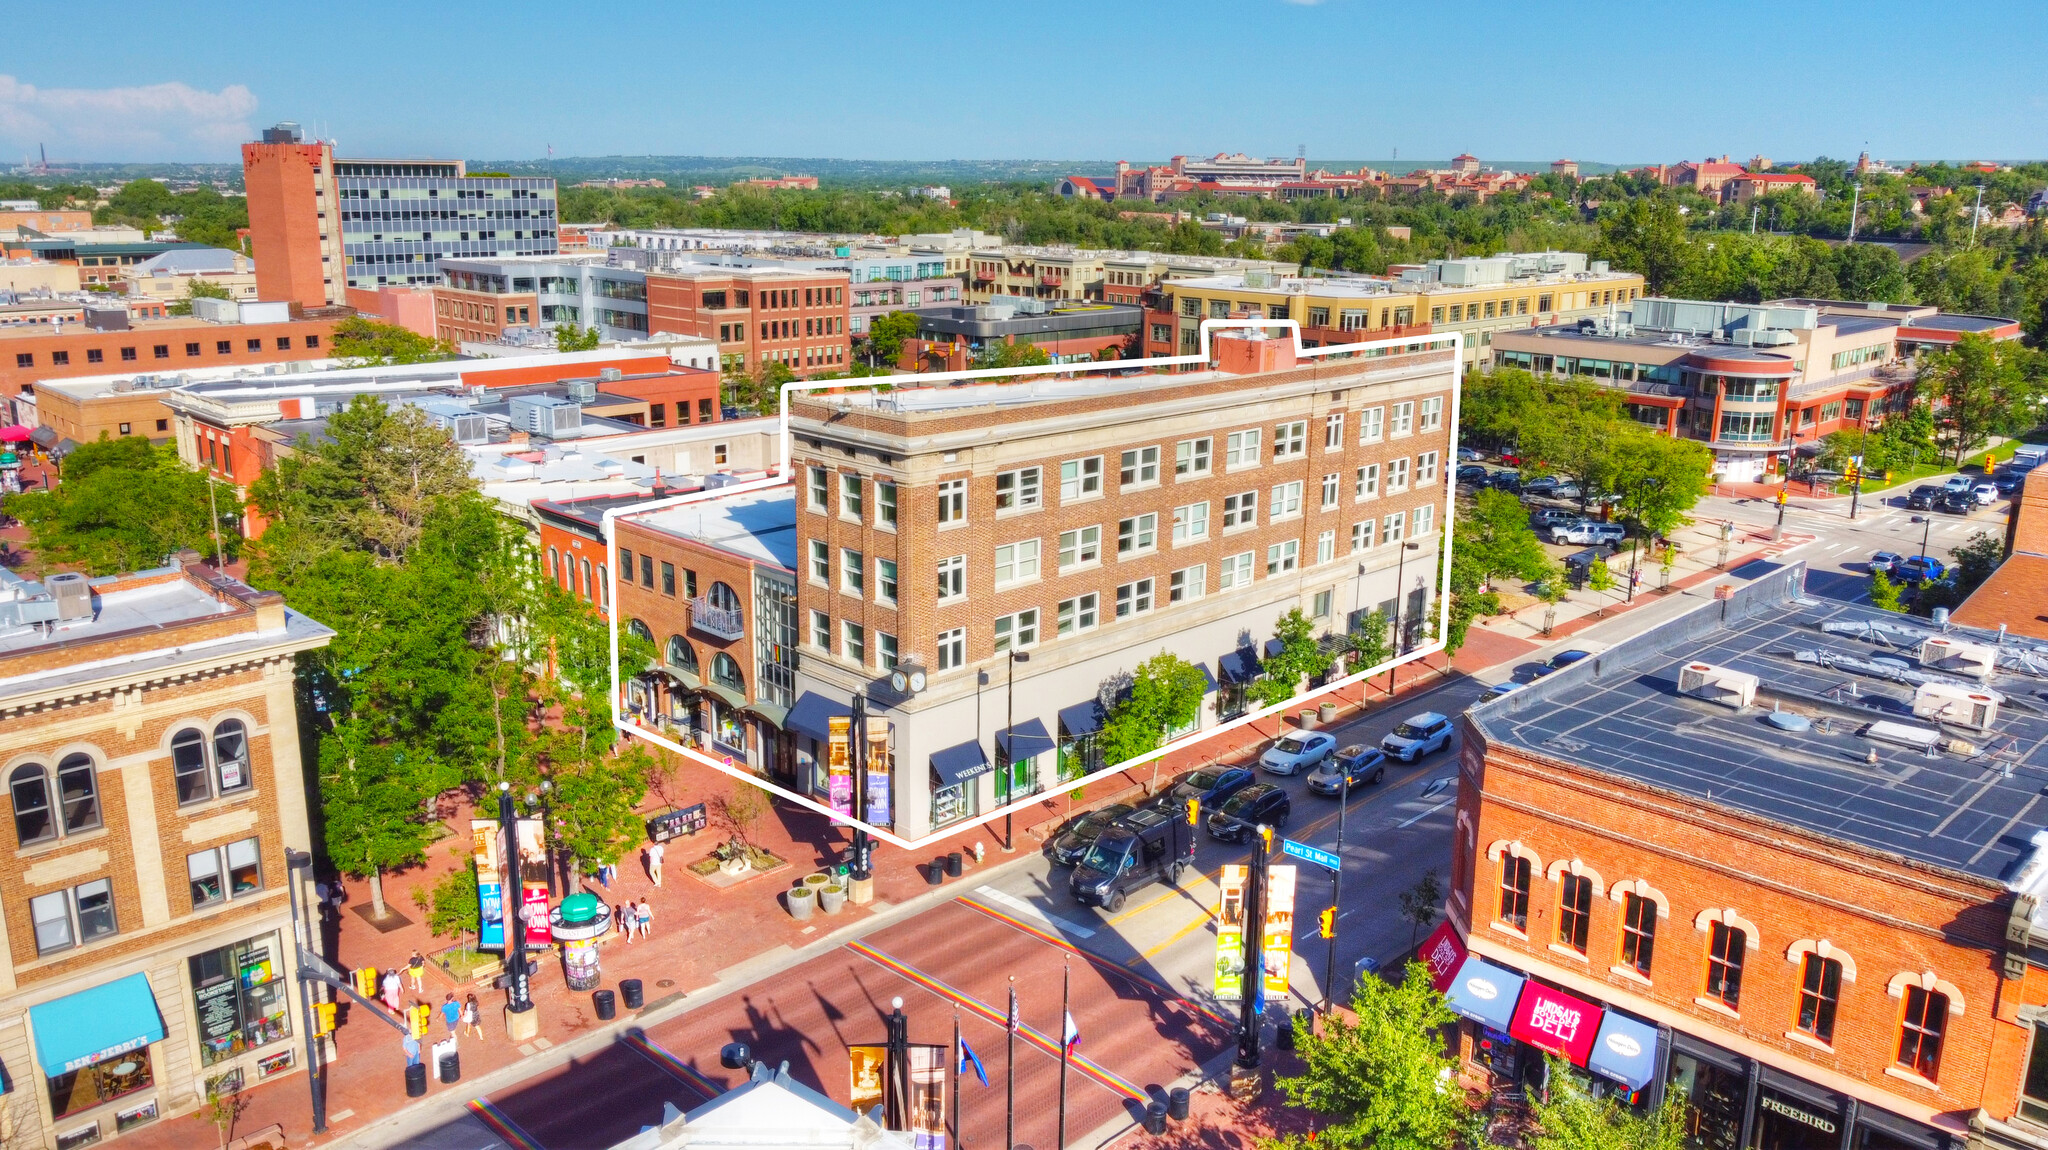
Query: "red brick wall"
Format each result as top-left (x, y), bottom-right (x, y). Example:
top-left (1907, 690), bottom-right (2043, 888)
top-left (646, 271), bottom-right (850, 379)
top-left (0, 317), bottom-right (339, 402)
top-left (242, 140), bottom-right (331, 308)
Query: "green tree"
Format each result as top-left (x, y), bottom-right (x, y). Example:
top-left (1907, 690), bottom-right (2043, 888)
top-left (1525, 1058), bottom-right (1691, 1150)
top-left (863, 310), bottom-right (922, 365)
top-left (1918, 333), bottom-right (2034, 466)
top-left (166, 277), bottom-right (232, 316)
top-left (1459, 488), bottom-right (1551, 585)
top-left (1593, 197), bottom-right (1695, 294)
top-left (1950, 530), bottom-right (2005, 598)
top-left (3, 437), bottom-right (233, 575)
top-left (1605, 430), bottom-right (1714, 539)
top-left (1249, 608), bottom-right (1333, 708)
top-left (1266, 961), bottom-right (1467, 1150)
top-left (1097, 651), bottom-right (1212, 767)
top-left (1869, 568), bottom-right (1906, 613)
top-left (317, 715), bottom-right (457, 919)
top-left (974, 340), bottom-right (1053, 370)
top-left (1346, 608), bottom-right (1392, 674)
top-left (1396, 868), bottom-right (1442, 951)
top-left (251, 396), bottom-right (478, 564)
top-left (331, 316), bottom-right (456, 367)
top-left (428, 862), bottom-right (482, 943)
top-left (553, 324), bottom-right (602, 352)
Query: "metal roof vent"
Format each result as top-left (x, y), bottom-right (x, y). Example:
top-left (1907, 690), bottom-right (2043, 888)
top-left (1920, 636), bottom-right (1996, 680)
top-left (1678, 661), bottom-right (1757, 708)
top-left (598, 367), bottom-right (624, 382)
top-left (44, 573), bottom-right (93, 620)
top-left (1913, 682), bottom-right (1999, 731)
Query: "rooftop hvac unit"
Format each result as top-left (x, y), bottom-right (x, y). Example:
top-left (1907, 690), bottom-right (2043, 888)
top-left (598, 367), bottom-right (624, 382)
top-left (1913, 682), bottom-right (1999, 731)
top-left (509, 395), bottom-right (582, 439)
top-left (44, 572), bottom-right (93, 621)
top-left (1677, 661), bottom-right (1758, 708)
top-left (565, 378), bottom-right (598, 402)
top-left (1919, 636), bottom-right (1997, 679)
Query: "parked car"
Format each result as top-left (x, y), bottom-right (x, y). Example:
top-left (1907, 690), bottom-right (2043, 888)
top-left (1487, 472), bottom-right (1522, 494)
top-left (1869, 552), bottom-right (1906, 576)
top-left (1523, 475), bottom-right (1574, 497)
top-left (1156, 766), bottom-right (1256, 811)
top-left (1532, 508), bottom-right (1577, 528)
top-left (1046, 804), bottom-right (1135, 867)
top-left (1457, 446), bottom-right (1484, 462)
top-left (1549, 521), bottom-right (1627, 546)
top-left (1899, 555), bottom-right (1948, 582)
top-left (1973, 482), bottom-right (1999, 505)
top-left (1456, 464), bottom-right (1490, 485)
top-left (1069, 808), bottom-right (1194, 911)
top-left (1906, 485), bottom-right (1942, 511)
top-left (1259, 730), bottom-right (1338, 776)
top-left (1498, 451), bottom-right (1524, 467)
top-left (1381, 712), bottom-right (1455, 762)
top-left (1537, 649), bottom-right (1592, 676)
top-left (1205, 783), bottom-right (1292, 842)
top-left (1306, 745), bottom-right (1388, 795)
top-left (1486, 681), bottom-right (1523, 698)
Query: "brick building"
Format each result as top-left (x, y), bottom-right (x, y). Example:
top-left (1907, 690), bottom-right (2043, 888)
top-left (1444, 563), bottom-right (2048, 1150)
top-left (644, 264), bottom-right (850, 377)
top-left (0, 556), bottom-right (333, 1150)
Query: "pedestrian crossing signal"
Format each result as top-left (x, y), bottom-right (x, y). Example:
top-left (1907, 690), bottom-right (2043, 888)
top-left (1319, 906), bottom-right (1336, 939)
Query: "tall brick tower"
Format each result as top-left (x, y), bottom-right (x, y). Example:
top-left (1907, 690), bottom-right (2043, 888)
top-left (241, 122), bottom-right (341, 309)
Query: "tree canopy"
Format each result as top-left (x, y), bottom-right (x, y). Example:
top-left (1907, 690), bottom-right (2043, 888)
top-left (1917, 333), bottom-right (2041, 465)
top-left (3, 436), bottom-right (233, 575)
top-left (331, 316), bottom-right (457, 367)
top-left (1249, 607), bottom-right (1334, 708)
top-left (1096, 651), bottom-right (1212, 767)
top-left (1267, 962), bottom-right (1466, 1150)
top-left (554, 324), bottom-right (602, 352)
top-left (862, 310), bottom-right (921, 365)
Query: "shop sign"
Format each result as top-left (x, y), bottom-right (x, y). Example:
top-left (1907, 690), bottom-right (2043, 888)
top-left (1759, 1094), bottom-right (1837, 1134)
top-left (1418, 921), bottom-right (1466, 993)
top-left (864, 718), bottom-right (892, 828)
top-left (1509, 982), bottom-right (1601, 1065)
top-left (1262, 864), bottom-right (1298, 996)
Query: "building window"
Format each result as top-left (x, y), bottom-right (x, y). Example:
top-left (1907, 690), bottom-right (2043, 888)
top-left (1557, 873), bottom-right (1593, 954)
top-left (938, 479), bottom-right (967, 524)
top-left (1416, 451), bottom-right (1438, 486)
top-left (810, 610), bottom-right (832, 651)
top-left (1272, 420), bottom-right (1306, 460)
top-left (9, 762), bottom-right (57, 845)
top-left (1391, 401), bottom-right (1415, 436)
top-left (1059, 526), bottom-right (1101, 569)
top-left (1170, 565), bottom-right (1206, 603)
top-left (1119, 446), bottom-right (1160, 487)
top-left (1324, 412), bottom-right (1344, 448)
top-left (808, 466), bottom-right (829, 510)
top-left (1498, 854), bottom-right (1530, 931)
top-left (1269, 481), bottom-right (1303, 521)
top-left (877, 633), bottom-right (899, 670)
top-left (87, 348), bottom-right (104, 363)
top-left (1620, 893), bottom-right (1656, 976)
top-left (841, 549), bottom-right (865, 595)
top-left (1059, 457), bottom-right (1102, 501)
top-left (1797, 954), bottom-right (1842, 1044)
top-left (1705, 922), bottom-right (1746, 1010)
top-left (153, 344), bottom-right (170, 359)
top-left (995, 467), bottom-right (1040, 511)
top-left (842, 622), bottom-right (866, 664)
top-left (1316, 529), bottom-right (1335, 564)
top-left (1172, 502), bottom-right (1208, 544)
top-left (878, 482), bottom-right (898, 526)
top-left (994, 540), bottom-right (1040, 584)
top-left (51, 350), bottom-right (69, 365)
top-left (1420, 397), bottom-right (1444, 431)
top-left (1351, 520), bottom-right (1375, 552)
top-left (1356, 464), bottom-right (1379, 499)
top-left (809, 540), bottom-right (830, 584)
top-left (937, 628), bottom-right (966, 670)
top-left (171, 722), bottom-right (253, 806)
top-left (30, 879), bottom-right (117, 955)
top-left (1115, 579), bottom-right (1154, 618)
top-left (1225, 430), bottom-right (1261, 469)
top-left (1386, 457), bottom-right (1410, 493)
top-left (1117, 513), bottom-right (1157, 555)
top-left (1217, 551), bottom-right (1255, 590)
top-left (122, 346), bottom-right (138, 360)
top-left (1413, 505), bottom-right (1434, 537)
top-left (189, 837), bottom-right (262, 909)
top-left (1898, 986), bottom-right (1948, 1080)
top-left (877, 558), bottom-right (898, 604)
top-left (841, 474), bottom-right (865, 518)
top-left (1057, 593), bottom-right (1099, 635)
top-left (1222, 491), bottom-right (1258, 530)
top-left (993, 609), bottom-right (1039, 653)
top-left (1266, 540), bottom-right (1299, 575)
top-left (1175, 437), bottom-right (1211, 477)
top-left (620, 548), bottom-right (635, 581)
top-left (937, 555), bottom-right (966, 600)
top-left (661, 561), bottom-right (676, 595)
top-left (191, 933), bottom-right (290, 1067)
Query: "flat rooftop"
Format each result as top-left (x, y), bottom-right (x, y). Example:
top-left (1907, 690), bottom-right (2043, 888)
top-left (627, 487), bottom-right (797, 571)
top-left (1470, 565), bottom-right (2048, 884)
top-left (1905, 313), bottom-right (2018, 334)
top-left (1495, 322), bottom-right (1801, 364)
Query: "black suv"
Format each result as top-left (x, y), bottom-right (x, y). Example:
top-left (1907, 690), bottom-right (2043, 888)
top-left (1906, 485), bottom-right (1942, 511)
top-left (1046, 804), bottom-right (1134, 867)
top-left (1205, 783), bottom-right (1292, 842)
top-left (1070, 807), bottom-right (1194, 911)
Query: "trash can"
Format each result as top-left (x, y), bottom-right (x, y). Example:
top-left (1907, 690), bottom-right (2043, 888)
top-left (1168, 1087), bottom-right (1190, 1121)
top-left (1276, 1010), bottom-right (1297, 1051)
top-left (927, 858), bottom-right (945, 885)
top-left (405, 1061), bottom-right (428, 1097)
top-left (621, 978), bottom-right (644, 1010)
top-left (438, 1050), bottom-right (461, 1084)
top-left (593, 988), bottom-right (617, 1021)
top-left (1144, 1100), bottom-right (1168, 1134)
top-left (946, 852), bottom-right (963, 877)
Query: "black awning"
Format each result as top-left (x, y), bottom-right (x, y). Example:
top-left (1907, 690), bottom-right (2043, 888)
top-left (931, 741), bottom-right (991, 787)
top-left (995, 718), bottom-right (1054, 762)
top-left (786, 691), bottom-right (851, 742)
top-left (1219, 649), bottom-right (1262, 683)
top-left (1058, 700), bottom-right (1106, 737)
top-left (29, 425), bottom-right (56, 447)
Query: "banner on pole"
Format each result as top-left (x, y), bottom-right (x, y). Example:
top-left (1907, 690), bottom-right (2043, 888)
top-left (865, 717), bottom-right (892, 828)
top-left (1262, 864), bottom-right (1298, 996)
top-left (908, 1043), bottom-right (947, 1150)
top-left (848, 1044), bottom-right (886, 1117)
top-left (828, 716), bottom-right (854, 818)
top-left (1214, 864), bottom-right (1247, 1000)
top-left (515, 817), bottom-right (551, 945)
top-left (471, 818), bottom-right (504, 951)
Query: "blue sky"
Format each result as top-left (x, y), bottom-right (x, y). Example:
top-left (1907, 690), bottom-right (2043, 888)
top-left (4, 0), bottom-right (2043, 166)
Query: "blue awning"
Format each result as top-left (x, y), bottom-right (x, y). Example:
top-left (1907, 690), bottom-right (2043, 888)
top-left (1586, 1010), bottom-right (1659, 1091)
top-left (1264, 637), bottom-right (1285, 658)
top-left (1059, 700), bottom-right (1106, 737)
top-left (1442, 956), bottom-right (1525, 1032)
top-left (30, 972), bottom-right (165, 1074)
top-left (1218, 649), bottom-right (1262, 684)
top-left (786, 691), bottom-right (851, 742)
top-left (931, 741), bottom-right (991, 787)
top-left (996, 718), bottom-right (1054, 762)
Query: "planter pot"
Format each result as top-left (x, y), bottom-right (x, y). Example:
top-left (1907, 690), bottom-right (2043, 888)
top-left (1318, 702), bottom-right (1338, 723)
top-left (1298, 710), bottom-right (1318, 730)
top-left (802, 872), bottom-right (833, 890)
top-left (786, 886), bottom-right (816, 921)
top-left (818, 884), bottom-right (847, 914)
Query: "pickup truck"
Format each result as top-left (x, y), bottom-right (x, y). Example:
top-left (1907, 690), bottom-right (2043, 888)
top-left (1549, 520), bottom-right (1627, 546)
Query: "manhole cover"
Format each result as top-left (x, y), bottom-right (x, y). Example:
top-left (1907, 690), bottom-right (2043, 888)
top-left (656, 979), bottom-right (676, 988)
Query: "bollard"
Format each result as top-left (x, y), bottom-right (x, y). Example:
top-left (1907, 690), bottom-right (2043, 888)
top-left (946, 851), bottom-right (964, 877)
top-left (721, 1041), bottom-right (751, 1069)
top-left (927, 858), bottom-right (945, 885)
top-left (1168, 1087), bottom-right (1190, 1121)
top-left (439, 1050), bottom-right (461, 1084)
top-left (405, 1061), bottom-right (428, 1097)
top-left (621, 978), bottom-right (644, 1010)
top-left (1144, 1101), bottom-right (1168, 1134)
top-left (593, 988), bottom-right (617, 1021)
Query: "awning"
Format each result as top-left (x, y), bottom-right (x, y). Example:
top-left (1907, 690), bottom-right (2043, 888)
top-left (1586, 1010), bottom-right (1658, 1091)
top-left (1416, 922), bottom-right (1468, 993)
top-left (0, 425), bottom-right (28, 443)
top-left (995, 718), bottom-right (1054, 761)
top-left (1509, 979), bottom-right (1602, 1066)
top-left (931, 741), bottom-right (991, 787)
top-left (786, 691), bottom-right (851, 742)
top-left (1058, 700), bottom-right (1106, 737)
top-left (1442, 956), bottom-right (1525, 1032)
top-left (1264, 637), bottom-right (1285, 659)
top-left (1218, 649), bottom-right (1262, 684)
top-left (29, 973), bottom-right (166, 1075)
top-left (745, 700), bottom-right (790, 729)
top-left (702, 682), bottom-right (745, 710)
top-left (29, 426), bottom-right (55, 448)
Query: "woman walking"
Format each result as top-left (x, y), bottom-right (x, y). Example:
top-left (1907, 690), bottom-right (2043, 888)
top-left (462, 994), bottom-right (483, 1039)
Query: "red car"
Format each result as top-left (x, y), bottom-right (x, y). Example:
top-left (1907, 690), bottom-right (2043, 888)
top-left (1497, 451), bottom-right (1523, 467)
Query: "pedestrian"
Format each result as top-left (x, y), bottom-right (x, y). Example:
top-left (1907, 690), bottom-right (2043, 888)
top-left (402, 1031), bottom-right (421, 1068)
top-left (442, 993), bottom-right (461, 1038)
top-left (408, 949), bottom-right (426, 993)
top-left (597, 862), bottom-right (613, 890)
top-left (618, 903), bottom-right (633, 943)
top-left (381, 968), bottom-right (402, 1013)
top-left (463, 994), bottom-right (483, 1039)
top-left (647, 841), bottom-right (664, 887)
top-left (636, 898), bottom-right (652, 938)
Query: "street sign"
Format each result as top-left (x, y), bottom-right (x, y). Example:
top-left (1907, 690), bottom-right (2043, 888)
top-left (1281, 838), bottom-right (1340, 872)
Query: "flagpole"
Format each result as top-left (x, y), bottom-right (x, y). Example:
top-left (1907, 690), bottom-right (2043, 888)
top-left (950, 1004), bottom-right (960, 1150)
top-left (1058, 957), bottom-right (1072, 1150)
top-left (1006, 978), bottom-right (1017, 1150)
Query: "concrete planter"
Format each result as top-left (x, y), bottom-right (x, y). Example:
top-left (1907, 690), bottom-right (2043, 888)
top-left (1318, 702), bottom-right (1338, 723)
top-left (818, 884), bottom-right (847, 914)
top-left (1298, 710), bottom-right (1318, 730)
top-left (786, 885), bottom-right (816, 920)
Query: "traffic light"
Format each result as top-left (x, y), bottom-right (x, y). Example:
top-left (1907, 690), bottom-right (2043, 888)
top-left (315, 1002), bottom-right (337, 1036)
top-left (1185, 798), bottom-right (1200, 828)
top-left (1319, 906), bottom-right (1336, 939)
top-left (409, 1003), bottom-right (432, 1038)
top-left (354, 967), bottom-right (379, 999)
top-left (1775, 490), bottom-right (1788, 506)
top-left (1257, 825), bottom-right (1274, 853)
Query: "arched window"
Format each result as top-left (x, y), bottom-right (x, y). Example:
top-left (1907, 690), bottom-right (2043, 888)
top-left (667, 636), bottom-right (698, 674)
top-left (627, 619), bottom-right (654, 644)
top-left (213, 720), bottom-right (251, 792)
top-left (172, 727), bottom-right (212, 804)
top-left (57, 753), bottom-right (100, 834)
top-left (547, 547), bottom-right (559, 580)
top-left (598, 564), bottom-right (609, 611)
top-left (10, 763), bottom-right (52, 846)
top-left (581, 557), bottom-right (593, 600)
top-left (711, 653), bottom-right (744, 691)
top-left (708, 581), bottom-right (741, 612)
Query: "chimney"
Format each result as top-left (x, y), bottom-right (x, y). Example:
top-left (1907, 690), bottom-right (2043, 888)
top-left (1213, 328), bottom-right (1297, 375)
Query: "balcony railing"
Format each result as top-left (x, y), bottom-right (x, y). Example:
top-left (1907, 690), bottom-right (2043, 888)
top-left (690, 597), bottom-right (745, 641)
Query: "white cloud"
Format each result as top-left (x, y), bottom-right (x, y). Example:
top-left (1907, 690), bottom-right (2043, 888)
top-left (0, 75), bottom-right (258, 162)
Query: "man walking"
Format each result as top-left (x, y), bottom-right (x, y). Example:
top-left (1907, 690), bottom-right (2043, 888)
top-left (646, 841), bottom-right (665, 887)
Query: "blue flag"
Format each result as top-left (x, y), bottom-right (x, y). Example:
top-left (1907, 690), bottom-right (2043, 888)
top-left (958, 1036), bottom-right (989, 1087)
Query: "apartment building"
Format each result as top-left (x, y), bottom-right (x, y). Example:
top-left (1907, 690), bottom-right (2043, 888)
top-left (644, 263), bottom-right (851, 377)
top-left (897, 299), bottom-right (1144, 371)
top-left (242, 121), bottom-right (558, 309)
top-left (1445, 564), bottom-right (2048, 1150)
top-left (1147, 252), bottom-right (1645, 368)
top-left (435, 254), bottom-right (652, 345)
top-left (1492, 297), bottom-right (2021, 482)
top-left (963, 246), bottom-right (1293, 306)
top-left (117, 250), bottom-right (259, 305)
top-left (0, 557), bottom-right (333, 1150)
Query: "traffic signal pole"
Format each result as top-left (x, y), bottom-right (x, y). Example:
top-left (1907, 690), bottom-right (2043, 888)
top-left (1322, 774), bottom-right (1348, 1013)
top-left (1235, 828), bottom-right (1268, 1072)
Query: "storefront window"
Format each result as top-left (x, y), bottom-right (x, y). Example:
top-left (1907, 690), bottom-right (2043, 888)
top-left (710, 701), bottom-right (745, 756)
top-left (190, 932), bottom-right (292, 1067)
top-left (48, 1046), bottom-right (154, 1121)
top-left (2020, 1020), bottom-right (2048, 1124)
top-left (932, 776), bottom-right (979, 828)
top-left (1667, 1052), bottom-right (1743, 1150)
top-left (1751, 1087), bottom-right (1840, 1150)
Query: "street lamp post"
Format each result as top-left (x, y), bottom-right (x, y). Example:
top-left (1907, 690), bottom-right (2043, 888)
top-left (1323, 773), bottom-right (1348, 1014)
top-left (1001, 651), bottom-right (1029, 852)
top-left (849, 693), bottom-right (873, 884)
top-left (499, 782), bottom-right (535, 1037)
top-left (285, 849), bottom-right (326, 1134)
top-left (1235, 827), bottom-right (1269, 1074)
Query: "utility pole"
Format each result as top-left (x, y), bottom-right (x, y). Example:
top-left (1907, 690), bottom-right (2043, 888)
top-left (1847, 183), bottom-right (1862, 242)
top-left (1749, 205), bottom-right (1759, 234)
top-left (1970, 185), bottom-right (1985, 248)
